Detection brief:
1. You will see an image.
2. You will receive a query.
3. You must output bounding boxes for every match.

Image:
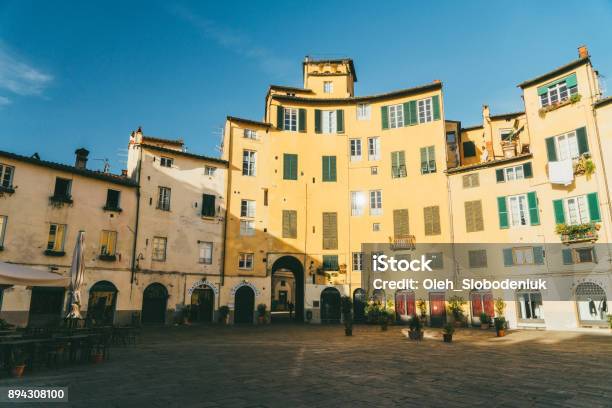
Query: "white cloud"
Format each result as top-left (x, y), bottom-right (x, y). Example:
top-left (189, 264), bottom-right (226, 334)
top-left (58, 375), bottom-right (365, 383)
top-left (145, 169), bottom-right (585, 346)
top-left (0, 95), bottom-right (11, 107)
top-left (169, 6), bottom-right (293, 78)
top-left (0, 41), bottom-right (53, 97)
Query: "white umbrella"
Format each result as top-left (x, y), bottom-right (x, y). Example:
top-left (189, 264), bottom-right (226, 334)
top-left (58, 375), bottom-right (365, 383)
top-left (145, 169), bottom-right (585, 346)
top-left (0, 262), bottom-right (69, 287)
top-left (66, 231), bottom-right (85, 319)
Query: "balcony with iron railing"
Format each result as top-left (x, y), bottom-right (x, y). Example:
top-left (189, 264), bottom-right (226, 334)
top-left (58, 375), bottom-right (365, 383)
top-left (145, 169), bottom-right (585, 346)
top-left (390, 234), bottom-right (416, 250)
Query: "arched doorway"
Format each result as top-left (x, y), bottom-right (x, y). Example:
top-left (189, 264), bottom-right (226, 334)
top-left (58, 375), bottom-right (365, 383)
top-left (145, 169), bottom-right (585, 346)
top-left (141, 283), bottom-right (168, 324)
top-left (28, 287), bottom-right (65, 327)
top-left (87, 281), bottom-right (118, 326)
top-left (271, 256), bottom-right (304, 322)
top-left (234, 285), bottom-right (255, 324)
top-left (575, 282), bottom-right (608, 326)
top-left (191, 286), bottom-right (214, 323)
top-left (320, 287), bottom-right (341, 323)
top-left (395, 290), bottom-right (416, 323)
top-left (353, 288), bottom-right (366, 322)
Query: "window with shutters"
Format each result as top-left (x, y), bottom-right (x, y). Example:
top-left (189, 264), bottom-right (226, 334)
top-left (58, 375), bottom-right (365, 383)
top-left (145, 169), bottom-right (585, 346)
top-left (507, 247), bottom-right (545, 265)
top-left (464, 200), bottom-right (484, 232)
top-left (388, 104), bottom-right (404, 128)
top-left (240, 199), bottom-right (255, 218)
top-left (420, 146), bottom-right (436, 174)
top-left (350, 191), bottom-right (365, 216)
top-left (157, 187), bottom-right (171, 211)
top-left (563, 195), bottom-right (589, 225)
top-left (0, 163), bottom-right (15, 190)
top-left (283, 154), bottom-right (298, 180)
top-left (53, 177), bottom-right (72, 200)
top-left (507, 194), bottom-right (529, 226)
top-left (99, 230), bottom-right (117, 256)
top-left (393, 209), bottom-right (409, 238)
top-left (369, 190), bottom-right (382, 216)
top-left (357, 104), bottom-right (371, 120)
top-left (322, 110), bottom-right (337, 134)
top-left (322, 255), bottom-right (339, 271)
top-left (391, 151), bottom-right (406, 178)
top-left (497, 163), bottom-right (533, 182)
top-left (105, 189), bottom-right (121, 210)
top-left (563, 247), bottom-right (596, 264)
top-left (202, 194), bottom-right (216, 217)
top-left (468, 249), bottom-right (487, 268)
top-left (462, 173), bottom-right (479, 188)
top-left (240, 220), bottom-right (255, 236)
top-left (0, 215), bottom-right (6, 248)
top-left (322, 156), bottom-right (336, 182)
top-left (198, 241), bottom-right (213, 264)
top-left (504, 165), bottom-right (524, 181)
top-left (352, 252), bottom-right (363, 271)
top-left (322, 212), bottom-right (338, 250)
top-left (238, 253), bottom-right (254, 269)
top-left (423, 206), bottom-right (441, 235)
top-left (160, 157), bottom-right (173, 168)
top-left (417, 98), bottom-right (433, 123)
top-left (539, 74), bottom-right (578, 107)
top-left (152, 237), bottom-right (167, 261)
top-left (284, 108), bottom-right (298, 131)
top-left (350, 139), bottom-right (362, 161)
top-left (368, 137), bottom-right (380, 160)
top-left (47, 223), bottom-right (66, 252)
top-left (282, 210), bottom-right (297, 238)
top-left (242, 150), bottom-right (256, 176)
top-left (554, 130), bottom-right (580, 161)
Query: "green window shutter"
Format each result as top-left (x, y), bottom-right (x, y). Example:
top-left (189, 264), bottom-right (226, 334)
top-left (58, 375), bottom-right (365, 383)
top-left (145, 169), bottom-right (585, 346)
top-left (283, 154), bottom-right (297, 180)
top-left (432, 95), bottom-right (440, 120)
top-left (587, 192), bottom-right (601, 221)
top-left (314, 109), bottom-right (322, 133)
top-left (545, 137), bottom-right (557, 162)
top-left (527, 192), bottom-right (540, 226)
top-left (403, 102), bottom-right (410, 126)
top-left (393, 209), bottom-right (409, 237)
top-left (463, 141), bottom-right (476, 157)
top-left (282, 210), bottom-right (297, 238)
top-left (562, 248), bottom-right (574, 265)
top-left (409, 101), bottom-right (417, 125)
top-left (576, 127), bottom-right (589, 155)
top-left (277, 106), bottom-right (284, 130)
top-left (420, 147), bottom-right (427, 174)
top-left (322, 212), bottom-right (338, 250)
top-left (336, 109), bottom-right (344, 133)
top-left (533, 247), bottom-right (544, 265)
top-left (565, 73), bottom-right (577, 88)
top-left (553, 199), bottom-right (565, 224)
top-left (322, 156), bottom-right (336, 182)
top-left (503, 248), bottom-right (513, 266)
top-left (428, 146), bottom-right (436, 172)
top-left (298, 109), bottom-right (306, 132)
top-left (322, 156), bottom-right (329, 181)
top-left (381, 106), bottom-right (389, 130)
top-left (523, 162), bottom-right (533, 178)
top-left (496, 169), bottom-right (505, 183)
top-left (202, 194), bottom-right (216, 217)
top-left (497, 196), bottom-right (509, 229)
top-left (537, 85), bottom-right (548, 96)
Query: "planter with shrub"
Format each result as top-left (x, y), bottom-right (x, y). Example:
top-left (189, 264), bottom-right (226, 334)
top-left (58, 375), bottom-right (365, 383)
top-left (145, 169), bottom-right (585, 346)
top-left (442, 323), bottom-right (455, 343)
top-left (408, 315), bottom-right (424, 340)
top-left (480, 312), bottom-right (490, 329)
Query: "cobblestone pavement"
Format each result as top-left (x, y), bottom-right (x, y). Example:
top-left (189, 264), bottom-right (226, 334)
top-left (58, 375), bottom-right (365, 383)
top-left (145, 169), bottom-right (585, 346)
top-left (1, 325), bottom-right (611, 407)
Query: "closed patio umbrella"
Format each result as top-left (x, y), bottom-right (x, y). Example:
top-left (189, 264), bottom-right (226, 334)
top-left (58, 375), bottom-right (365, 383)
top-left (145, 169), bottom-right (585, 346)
top-left (66, 231), bottom-right (85, 320)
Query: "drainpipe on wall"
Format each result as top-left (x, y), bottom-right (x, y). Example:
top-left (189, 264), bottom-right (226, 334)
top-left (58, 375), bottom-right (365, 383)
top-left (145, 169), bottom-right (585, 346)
top-left (129, 144), bottom-right (143, 291)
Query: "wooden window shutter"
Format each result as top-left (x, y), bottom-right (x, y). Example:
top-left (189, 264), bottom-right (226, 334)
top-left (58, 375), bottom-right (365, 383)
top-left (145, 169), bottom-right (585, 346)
top-left (314, 109), bottom-right (322, 133)
top-left (553, 199), bottom-right (565, 224)
top-left (496, 169), bottom-right (505, 183)
top-left (420, 147), bottom-right (428, 174)
top-left (277, 106), bottom-right (284, 130)
top-left (202, 194), bottom-right (216, 217)
top-left (432, 95), bottom-right (440, 120)
top-left (533, 247), bottom-right (544, 265)
top-left (322, 156), bottom-right (336, 182)
top-left (576, 127), bottom-right (589, 155)
top-left (497, 196), bottom-right (509, 229)
top-left (545, 137), bottom-right (557, 162)
top-left (322, 212), bottom-right (338, 249)
top-left (393, 209), bottom-right (409, 238)
top-left (336, 109), bottom-right (344, 133)
top-left (298, 109), bottom-right (306, 132)
top-left (283, 154), bottom-right (297, 180)
top-left (424, 206), bottom-right (440, 235)
top-left (503, 248), bottom-right (513, 266)
top-left (428, 146), bottom-right (436, 172)
top-left (523, 162), bottom-right (533, 178)
top-left (403, 102), bottom-right (410, 126)
top-left (409, 101), bottom-right (417, 125)
top-left (587, 192), bottom-right (601, 221)
top-left (465, 200), bottom-right (483, 233)
top-left (381, 106), bottom-right (389, 129)
top-left (282, 210), bottom-right (297, 238)
top-left (527, 192), bottom-right (540, 225)
top-left (562, 248), bottom-right (574, 265)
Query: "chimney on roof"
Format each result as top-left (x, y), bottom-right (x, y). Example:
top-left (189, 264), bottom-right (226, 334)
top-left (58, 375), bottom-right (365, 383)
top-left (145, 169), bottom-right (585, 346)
top-left (75, 148), bottom-right (89, 169)
top-left (433, 79), bottom-right (441, 84)
top-left (578, 45), bottom-right (589, 59)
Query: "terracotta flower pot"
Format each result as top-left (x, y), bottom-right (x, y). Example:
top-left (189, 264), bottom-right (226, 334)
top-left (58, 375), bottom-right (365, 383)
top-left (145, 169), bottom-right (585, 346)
top-left (11, 365), bottom-right (26, 378)
top-left (496, 329), bottom-right (505, 337)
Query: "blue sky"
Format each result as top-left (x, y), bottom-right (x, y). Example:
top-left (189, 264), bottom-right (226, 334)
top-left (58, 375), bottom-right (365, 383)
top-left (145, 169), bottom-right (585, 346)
top-left (1, 0), bottom-right (611, 172)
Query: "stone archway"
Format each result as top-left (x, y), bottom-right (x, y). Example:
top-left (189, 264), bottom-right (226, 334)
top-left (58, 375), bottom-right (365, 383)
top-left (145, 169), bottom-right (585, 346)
top-left (575, 282), bottom-right (608, 326)
top-left (87, 281), bottom-right (118, 326)
top-left (271, 256), bottom-right (304, 322)
top-left (234, 285), bottom-right (255, 324)
top-left (320, 287), bottom-right (341, 323)
top-left (141, 283), bottom-right (168, 324)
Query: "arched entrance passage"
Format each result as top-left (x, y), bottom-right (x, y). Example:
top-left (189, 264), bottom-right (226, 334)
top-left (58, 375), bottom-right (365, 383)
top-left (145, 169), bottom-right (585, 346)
top-left (575, 282), bottom-right (608, 326)
top-left (141, 283), bottom-right (168, 324)
top-left (87, 281), bottom-right (118, 326)
top-left (234, 285), bottom-right (255, 324)
top-left (271, 256), bottom-right (304, 322)
top-left (353, 288), bottom-right (366, 323)
top-left (191, 286), bottom-right (214, 323)
top-left (320, 287), bottom-right (341, 323)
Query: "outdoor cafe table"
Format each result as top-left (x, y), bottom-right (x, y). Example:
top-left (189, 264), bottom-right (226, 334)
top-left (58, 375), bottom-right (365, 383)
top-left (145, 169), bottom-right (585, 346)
top-left (1, 338), bottom-right (54, 374)
top-left (54, 334), bottom-right (98, 363)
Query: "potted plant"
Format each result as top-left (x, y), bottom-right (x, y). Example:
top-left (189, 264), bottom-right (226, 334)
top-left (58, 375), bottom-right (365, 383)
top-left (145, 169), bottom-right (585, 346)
top-left (11, 347), bottom-right (27, 378)
top-left (442, 323), bottom-right (455, 343)
top-left (407, 315), bottom-right (423, 340)
top-left (448, 296), bottom-right (466, 327)
top-left (341, 296), bottom-right (353, 336)
top-left (379, 309), bottom-right (391, 331)
top-left (416, 299), bottom-right (427, 324)
top-left (218, 305), bottom-right (230, 324)
top-left (494, 316), bottom-right (506, 337)
top-left (480, 312), bottom-right (490, 329)
top-left (256, 303), bottom-right (267, 324)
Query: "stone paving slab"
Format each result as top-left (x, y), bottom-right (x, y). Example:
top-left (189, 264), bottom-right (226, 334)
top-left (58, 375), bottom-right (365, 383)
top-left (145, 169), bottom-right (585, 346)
top-left (0, 325), bottom-right (610, 407)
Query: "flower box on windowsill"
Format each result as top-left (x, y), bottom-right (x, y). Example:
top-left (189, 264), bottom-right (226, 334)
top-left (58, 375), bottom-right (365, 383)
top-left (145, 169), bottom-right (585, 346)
top-left (573, 154), bottom-right (595, 177)
top-left (98, 254), bottom-right (117, 262)
top-left (49, 195), bottom-right (73, 205)
top-left (556, 222), bottom-right (600, 244)
top-left (44, 250), bottom-right (66, 257)
top-left (538, 94), bottom-right (582, 116)
top-left (103, 206), bottom-right (122, 213)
